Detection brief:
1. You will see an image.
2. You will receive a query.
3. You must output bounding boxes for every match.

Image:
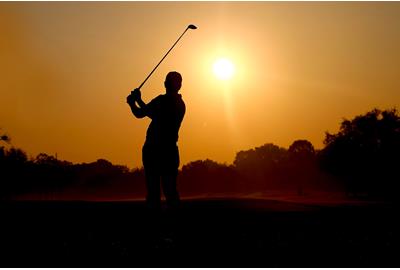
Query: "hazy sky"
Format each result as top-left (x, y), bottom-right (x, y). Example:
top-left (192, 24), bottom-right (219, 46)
top-left (1, 2), bottom-right (400, 168)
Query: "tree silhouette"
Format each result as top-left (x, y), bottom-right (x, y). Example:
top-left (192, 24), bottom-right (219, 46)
top-left (289, 140), bottom-right (315, 159)
top-left (0, 147), bottom-right (29, 199)
top-left (180, 159), bottom-right (240, 195)
top-left (1, 108), bottom-right (398, 201)
top-left (287, 140), bottom-right (317, 195)
top-left (0, 135), bottom-right (10, 143)
top-left (0, 128), bottom-right (11, 144)
top-left (233, 143), bottom-right (289, 191)
top-left (320, 108), bottom-right (400, 200)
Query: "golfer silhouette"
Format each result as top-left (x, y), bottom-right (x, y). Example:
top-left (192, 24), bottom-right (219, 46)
top-left (127, 71), bottom-right (185, 211)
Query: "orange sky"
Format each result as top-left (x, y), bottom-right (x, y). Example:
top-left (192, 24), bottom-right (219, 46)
top-left (1, 2), bottom-right (400, 168)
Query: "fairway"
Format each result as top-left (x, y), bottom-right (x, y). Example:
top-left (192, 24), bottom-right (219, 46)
top-left (0, 198), bottom-right (398, 267)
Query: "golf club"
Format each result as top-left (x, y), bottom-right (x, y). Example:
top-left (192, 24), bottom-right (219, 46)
top-left (134, 24), bottom-right (197, 92)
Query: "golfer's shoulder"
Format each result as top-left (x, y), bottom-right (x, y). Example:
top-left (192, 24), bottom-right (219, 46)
top-left (149, 95), bottom-right (164, 105)
top-left (159, 94), bottom-right (185, 111)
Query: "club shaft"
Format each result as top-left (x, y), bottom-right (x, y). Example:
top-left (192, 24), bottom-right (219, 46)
top-left (138, 27), bottom-right (190, 90)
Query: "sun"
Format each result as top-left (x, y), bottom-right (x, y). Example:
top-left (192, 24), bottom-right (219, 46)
top-left (213, 58), bottom-right (235, 80)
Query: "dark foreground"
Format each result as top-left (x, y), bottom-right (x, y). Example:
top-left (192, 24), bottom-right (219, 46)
top-left (0, 198), bottom-right (398, 267)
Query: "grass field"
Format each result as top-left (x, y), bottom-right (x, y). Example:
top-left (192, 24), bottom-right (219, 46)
top-left (0, 198), bottom-right (398, 267)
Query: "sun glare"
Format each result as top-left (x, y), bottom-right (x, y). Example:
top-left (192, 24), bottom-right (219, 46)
top-left (213, 58), bottom-right (235, 80)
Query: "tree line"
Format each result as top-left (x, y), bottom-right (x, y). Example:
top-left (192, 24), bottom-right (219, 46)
top-left (1, 108), bottom-right (399, 201)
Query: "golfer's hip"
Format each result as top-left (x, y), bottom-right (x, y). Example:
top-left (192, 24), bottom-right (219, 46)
top-left (142, 142), bottom-right (179, 167)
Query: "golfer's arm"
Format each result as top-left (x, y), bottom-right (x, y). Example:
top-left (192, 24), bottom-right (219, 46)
top-left (137, 97), bottom-right (146, 109)
top-left (130, 99), bottom-right (147, 118)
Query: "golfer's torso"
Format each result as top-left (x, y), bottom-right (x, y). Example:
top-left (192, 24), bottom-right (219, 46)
top-left (145, 94), bottom-right (185, 146)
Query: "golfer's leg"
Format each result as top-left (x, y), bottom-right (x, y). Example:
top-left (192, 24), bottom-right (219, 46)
top-left (143, 144), bottom-right (161, 211)
top-left (145, 169), bottom-right (161, 210)
top-left (161, 146), bottom-right (180, 209)
top-left (162, 168), bottom-right (180, 209)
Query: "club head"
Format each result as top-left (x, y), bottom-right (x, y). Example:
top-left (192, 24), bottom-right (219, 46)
top-left (188, 24), bottom-right (197, 30)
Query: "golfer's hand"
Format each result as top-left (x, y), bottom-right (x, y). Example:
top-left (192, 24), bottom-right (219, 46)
top-left (131, 88), bottom-right (141, 100)
top-left (126, 93), bottom-right (135, 105)
top-left (127, 88), bottom-right (141, 105)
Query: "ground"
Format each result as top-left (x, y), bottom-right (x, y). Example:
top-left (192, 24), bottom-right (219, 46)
top-left (0, 198), bottom-right (398, 267)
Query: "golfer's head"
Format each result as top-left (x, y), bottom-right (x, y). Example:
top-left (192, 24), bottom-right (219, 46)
top-left (165, 71), bottom-right (182, 94)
